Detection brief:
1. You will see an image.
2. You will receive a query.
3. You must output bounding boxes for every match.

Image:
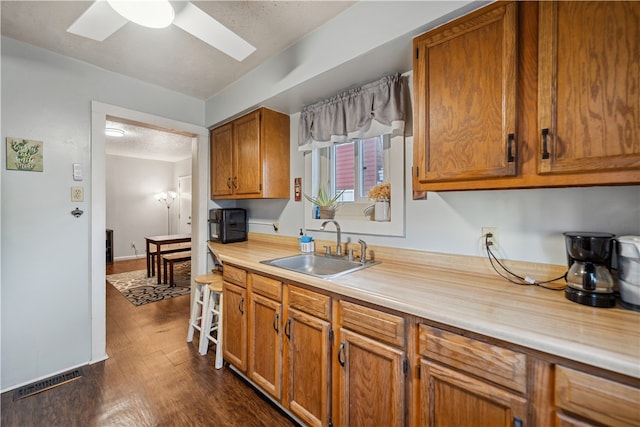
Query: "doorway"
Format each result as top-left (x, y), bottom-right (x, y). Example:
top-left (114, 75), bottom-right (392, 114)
top-left (91, 101), bottom-right (209, 363)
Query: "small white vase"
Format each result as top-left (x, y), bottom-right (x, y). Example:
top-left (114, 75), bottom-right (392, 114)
top-left (374, 200), bottom-right (390, 221)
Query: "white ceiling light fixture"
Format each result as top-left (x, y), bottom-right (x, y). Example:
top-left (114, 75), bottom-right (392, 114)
top-left (107, 0), bottom-right (175, 29)
top-left (105, 127), bottom-right (125, 137)
top-left (67, 0), bottom-right (256, 61)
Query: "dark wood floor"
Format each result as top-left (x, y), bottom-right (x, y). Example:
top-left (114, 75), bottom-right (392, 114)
top-left (1, 258), bottom-right (297, 426)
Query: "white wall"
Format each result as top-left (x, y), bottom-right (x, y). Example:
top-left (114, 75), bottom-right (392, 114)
top-left (238, 113), bottom-right (640, 266)
top-left (1, 37), bottom-right (204, 391)
top-left (106, 155), bottom-right (186, 259)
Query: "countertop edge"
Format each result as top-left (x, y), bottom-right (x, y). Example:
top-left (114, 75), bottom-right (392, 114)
top-left (209, 240), bottom-right (640, 380)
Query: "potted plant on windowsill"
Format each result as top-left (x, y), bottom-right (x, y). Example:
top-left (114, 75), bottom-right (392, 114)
top-left (304, 187), bottom-right (345, 219)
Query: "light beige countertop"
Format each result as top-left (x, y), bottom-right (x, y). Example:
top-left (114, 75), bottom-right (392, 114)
top-left (208, 234), bottom-right (640, 380)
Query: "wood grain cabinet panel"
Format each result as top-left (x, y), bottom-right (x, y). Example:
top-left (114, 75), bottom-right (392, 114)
top-left (418, 324), bottom-right (527, 393)
top-left (419, 360), bottom-right (527, 427)
top-left (413, 1), bottom-right (517, 184)
top-left (339, 300), bottom-right (405, 347)
top-left (222, 281), bottom-right (247, 372)
top-left (223, 264), bottom-right (247, 287)
top-left (283, 306), bottom-right (331, 427)
top-left (336, 328), bottom-right (405, 427)
top-left (555, 365), bottom-right (640, 427)
top-left (538, 1), bottom-right (640, 175)
top-left (248, 291), bottom-right (282, 400)
top-left (210, 107), bottom-right (290, 200)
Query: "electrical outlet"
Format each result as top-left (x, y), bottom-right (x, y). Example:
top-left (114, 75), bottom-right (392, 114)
top-left (71, 186), bottom-right (84, 202)
top-left (482, 227), bottom-right (499, 250)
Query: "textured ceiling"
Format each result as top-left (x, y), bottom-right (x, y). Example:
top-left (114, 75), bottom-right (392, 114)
top-left (1, 1), bottom-right (356, 100)
top-left (104, 119), bottom-right (194, 162)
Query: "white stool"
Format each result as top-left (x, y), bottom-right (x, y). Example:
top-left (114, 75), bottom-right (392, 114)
top-left (187, 272), bottom-right (224, 369)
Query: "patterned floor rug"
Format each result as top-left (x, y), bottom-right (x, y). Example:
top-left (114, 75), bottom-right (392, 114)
top-left (107, 262), bottom-right (191, 306)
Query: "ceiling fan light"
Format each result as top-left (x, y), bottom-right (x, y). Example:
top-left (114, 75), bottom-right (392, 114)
top-left (107, 0), bottom-right (175, 29)
top-left (105, 127), bottom-right (125, 137)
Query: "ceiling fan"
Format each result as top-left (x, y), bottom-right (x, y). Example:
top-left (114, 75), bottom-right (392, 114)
top-left (67, 0), bottom-right (256, 61)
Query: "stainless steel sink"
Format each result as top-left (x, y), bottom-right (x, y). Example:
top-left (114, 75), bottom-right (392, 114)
top-left (260, 253), bottom-right (378, 278)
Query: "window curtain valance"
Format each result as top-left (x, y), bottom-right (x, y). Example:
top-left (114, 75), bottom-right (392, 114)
top-left (298, 73), bottom-right (405, 152)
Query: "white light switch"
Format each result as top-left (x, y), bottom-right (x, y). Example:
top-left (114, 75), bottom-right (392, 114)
top-left (71, 186), bottom-right (84, 202)
top-left (73, 163), bottom-right (83, 181)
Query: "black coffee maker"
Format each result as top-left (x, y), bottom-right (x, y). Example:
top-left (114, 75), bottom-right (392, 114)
top-left (564, 232), bottom-right (616, 308)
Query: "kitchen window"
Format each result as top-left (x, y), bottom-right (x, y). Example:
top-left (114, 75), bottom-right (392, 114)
top-left (299, 73), bottom-right (406, 236)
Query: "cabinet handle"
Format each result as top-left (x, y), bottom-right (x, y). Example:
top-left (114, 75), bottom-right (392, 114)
top-left (541, 128), bottom-right (550, 160)
top-left (232, 176), bottom-right (238, 189)
top-left (284, 319), bottom-right (291, 339)
top-left (273, 313), bottom-right (279, 333)
top-left (226, 177), bottom-right (231, 189)
top-left (238, 297), bottom-right (244, 314)
top-left (338, 342), bottom-right (345, 367)
top-left (507, 133), bottom-right (515, 163)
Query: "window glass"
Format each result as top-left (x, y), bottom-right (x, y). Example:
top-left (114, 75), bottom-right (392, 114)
top-left (328, 135), bottom-right (387, 203)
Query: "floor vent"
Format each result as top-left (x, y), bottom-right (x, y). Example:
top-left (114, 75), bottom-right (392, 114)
top-left (13, 368), bottom-right (83, 400)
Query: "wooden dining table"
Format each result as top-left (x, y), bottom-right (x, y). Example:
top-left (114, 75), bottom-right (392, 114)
top-left (145, 234), bottom-right (191, 284)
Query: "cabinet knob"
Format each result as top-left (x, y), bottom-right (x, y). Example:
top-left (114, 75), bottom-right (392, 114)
top-left (226, 177), bottom-right (232, 189)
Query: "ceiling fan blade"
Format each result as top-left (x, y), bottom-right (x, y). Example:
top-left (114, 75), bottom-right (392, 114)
top-left (172, 2), bottom-right (256, 61)
top-left (67, 0), bottom-right (128, 42)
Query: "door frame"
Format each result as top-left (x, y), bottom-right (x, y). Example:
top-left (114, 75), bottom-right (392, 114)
top-left (178, 175), bottom-right (192, 235)
top-left (90, 101), bottom-right (209, 362)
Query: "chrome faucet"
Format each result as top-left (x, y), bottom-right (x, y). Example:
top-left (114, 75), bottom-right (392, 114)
top-left (358, 239), bottom-right (367, 264)
top-left (320, 220), bottom-right (342, 256)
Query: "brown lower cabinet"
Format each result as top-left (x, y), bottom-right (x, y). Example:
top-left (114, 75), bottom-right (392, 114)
top-left (333, 300), bottom-right (407, 426)
top-left (221, 264), bottom-right (640, 427)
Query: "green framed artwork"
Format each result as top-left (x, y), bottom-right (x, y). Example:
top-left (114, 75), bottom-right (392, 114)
top-left (6, 137), bottom-right (43, 172)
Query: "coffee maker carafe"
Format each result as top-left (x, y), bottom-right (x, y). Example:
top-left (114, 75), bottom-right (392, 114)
top-left (564, 232), bottom-right (616, 308)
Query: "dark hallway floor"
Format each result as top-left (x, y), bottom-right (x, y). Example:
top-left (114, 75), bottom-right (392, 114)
top-left (1, 258), bottom-right (297, 426)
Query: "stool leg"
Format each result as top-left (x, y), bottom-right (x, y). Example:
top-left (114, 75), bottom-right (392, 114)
top-left (186, 284), bottom-right (203, 342)
top-left (198, 285), bottom-right (212, 355)
top-left (214, 292), bottom-right (224, 369)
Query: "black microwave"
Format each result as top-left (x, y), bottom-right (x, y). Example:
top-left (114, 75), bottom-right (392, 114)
top-left (209, 208), bottom-right (247, 244)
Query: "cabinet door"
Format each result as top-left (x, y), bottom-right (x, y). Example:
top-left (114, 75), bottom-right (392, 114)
top-left (210, 123), bottom-right (234, 197)
top-left (284, 307), bottom-right (331, 427)
top-left (233, 110), bottom-right (262, 196)
top-left (413, 1), bottom-right (517, 183)
top-left (538, 1), bottom-right (640, 174)
top-left (248, 292), bottom-right (282, 400)
top-left (418, 360), bottom-right (527, 427)
top-left (335, 328), bottom-right (405, 427)
top-left (222, 281), bottom-right (247, 371)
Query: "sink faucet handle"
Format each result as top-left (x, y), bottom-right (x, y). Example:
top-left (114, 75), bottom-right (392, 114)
top-left (323, 245), bottom-right (332, 256)
top-left (358, 239), bottom-right (367, 264)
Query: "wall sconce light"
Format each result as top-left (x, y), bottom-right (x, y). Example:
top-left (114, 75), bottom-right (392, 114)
top-left (155, 191), bottom-right (178, 234)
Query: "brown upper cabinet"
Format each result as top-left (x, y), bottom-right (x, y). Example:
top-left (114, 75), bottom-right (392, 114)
top-left (413, 1), bottom-right (517, 184)
top-left (412, 1), bottom-right (640, 192)
top-left (538, 1), bottom-right (640, 175)
top-left (210, 108), bottom-right (290, 199)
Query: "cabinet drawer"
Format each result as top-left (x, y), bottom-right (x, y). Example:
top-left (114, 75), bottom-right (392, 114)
top-left (419, 324), bottom-right (527, 394)
top-left (287, 285), bottom-right (330, 320)
top-left (250, 273), bottom-right (282, 301)
top-left (555, 365), bottom-right (640, 426)
top-left (223, 264), bottom-right (247, 287)
top-left (339, 300), bottom-right (404, 347)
